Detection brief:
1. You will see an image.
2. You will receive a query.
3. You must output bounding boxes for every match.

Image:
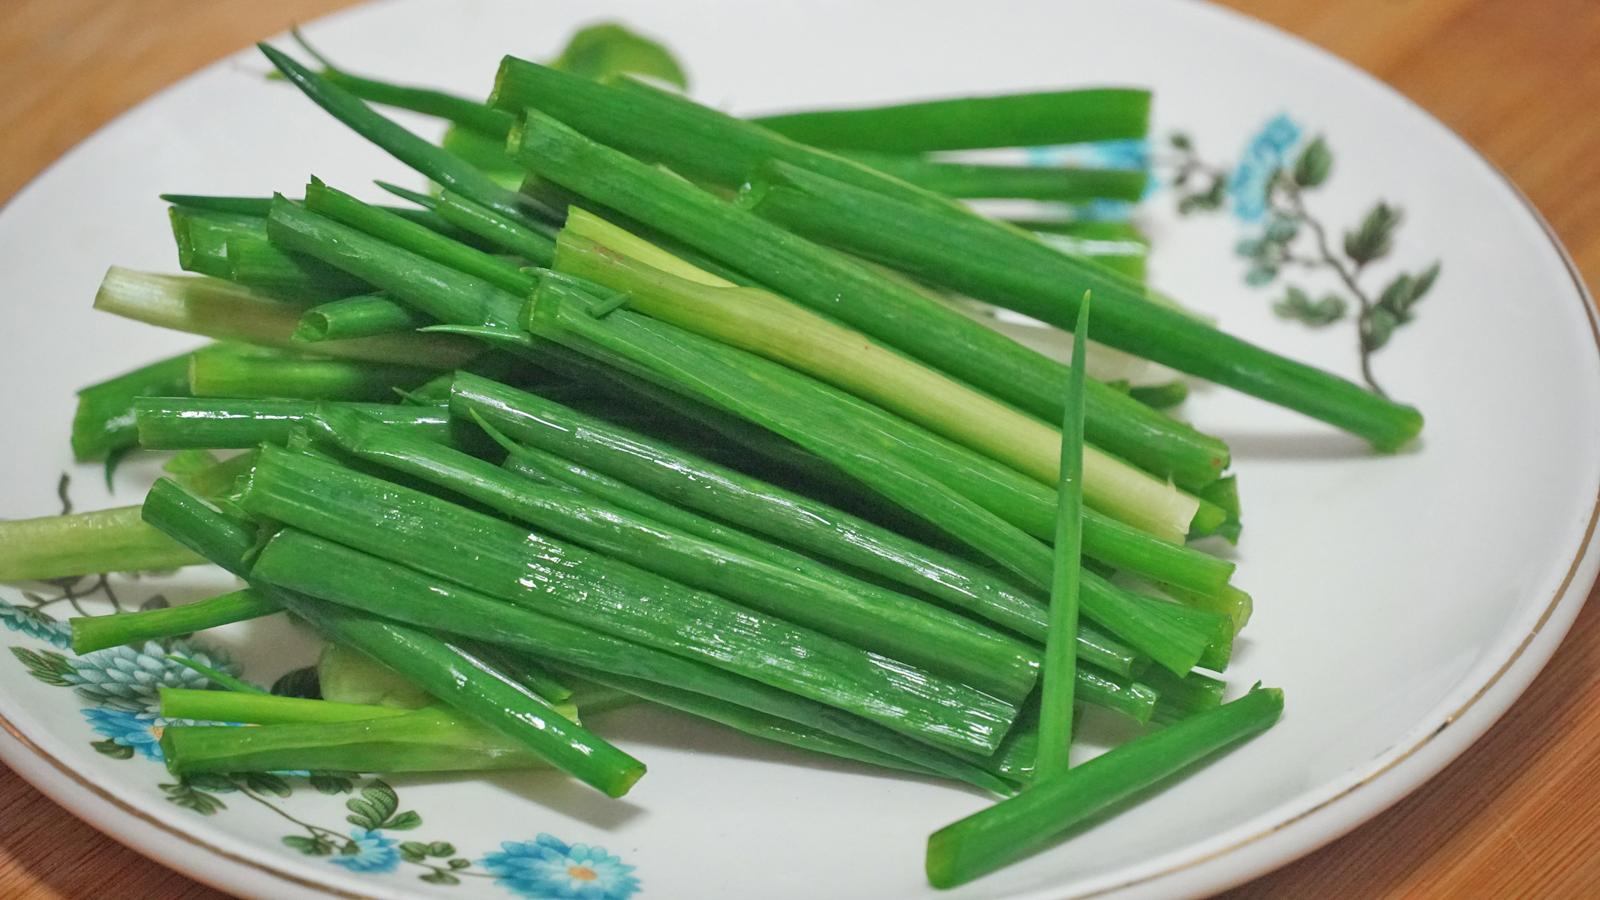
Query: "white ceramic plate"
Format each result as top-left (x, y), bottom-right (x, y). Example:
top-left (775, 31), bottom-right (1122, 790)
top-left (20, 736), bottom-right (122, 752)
top-left (2, 1), bottom-right (1596, 897)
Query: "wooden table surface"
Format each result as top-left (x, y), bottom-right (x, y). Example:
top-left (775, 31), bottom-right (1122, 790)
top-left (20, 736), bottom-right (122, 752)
top-left (2, 0), bottom-right (1597, 896)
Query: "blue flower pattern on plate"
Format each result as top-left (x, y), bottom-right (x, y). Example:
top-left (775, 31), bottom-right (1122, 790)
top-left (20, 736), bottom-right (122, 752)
top-left (481, 834), bottom-right (640, 899)
top-left (1228, 113), bottom-right (1302, 222)
top-left (81, 708), bottom-right (167, 761)
top-left (65, 639), bottom-right (236, 715)
top-left (0, 600), bottom-right (72, 648)
top-left (330, 829), bottom-right (402, 873)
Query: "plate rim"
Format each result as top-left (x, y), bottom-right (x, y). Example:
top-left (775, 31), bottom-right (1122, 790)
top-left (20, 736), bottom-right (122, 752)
top-left (0, 1), bottom-right (1595, 898)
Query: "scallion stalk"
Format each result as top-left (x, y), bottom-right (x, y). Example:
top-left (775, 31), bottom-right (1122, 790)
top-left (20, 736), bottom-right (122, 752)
top-left (252, 527), bottom-right (1009, 792)
top-left (308, 404), bottom-right (1040, 702)
top-left (0, 505), bottom-right (202, 582)
top-left (925, 688), bottom-right (1283, 888)
top-left (235, 592), bottom-right (647, 797)
top-left (505, 107), bottom-right (1231, 491)
top-left (744, 161), bottom-right (1424, 450)
top-left (188, 345), bottom-right (434, 401)
top-left (749, 89), bottom-right (1152, 152)
top-left (133, 396), bottom-right (451, 450)
top-left (848, 152), bottom-right (1148, 203)
top-left (302, 179), bottom-right (536, 294)
top-left (237, 445), bottom-right (1019, 755)
top-left (552, 219), bottom-right (1201, 540)
top-left (69, 589), bottom-right (278, 654)
top-left (93, 268), bottom-right (478, 368)
top-left (292, 293), bottom-right (435, 342)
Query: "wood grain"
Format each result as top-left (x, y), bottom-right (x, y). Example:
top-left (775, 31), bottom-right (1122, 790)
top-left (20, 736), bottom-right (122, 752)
top-left (0, 1), bottom-right (1595, 897)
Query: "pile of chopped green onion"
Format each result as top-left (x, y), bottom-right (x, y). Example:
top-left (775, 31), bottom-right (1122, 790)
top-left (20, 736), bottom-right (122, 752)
top-left (6, 20), bottom-right (1441, 886)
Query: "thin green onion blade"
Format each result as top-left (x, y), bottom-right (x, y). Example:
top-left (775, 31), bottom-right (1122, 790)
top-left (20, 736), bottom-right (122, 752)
top-left (159, 686), bottom-right (410, 725)
top-left (1035, 295), bottom-right (1092, 780)
top-left (926, 687), bottom-right (1284, 889)
top-left (750, 89), bottom-right (1151, 152)
top-left (188, 345), bottom-right (434, 401)
top-left (286, 27), bottom-right (518, 137)
top-left (256, 43), bottom-right (551, 226)
top-left (160, 711), bottom-right (553, 777)
top-left (167, 655), bottom-right (266, 694)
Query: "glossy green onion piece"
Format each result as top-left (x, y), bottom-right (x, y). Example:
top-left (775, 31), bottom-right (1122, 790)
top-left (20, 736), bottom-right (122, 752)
top-left (160, 686), bottom-right (415, 724)
top-left (524, 279), bottom-right (1229, 673)
top-left (71, 350), bottom-right (196, 461)
top-left (749, 89), bottom-right (1151, 152)
top-left (93, 268), bottom-right (478, 368)
top-left (848, 152), bottom-right (1148, 202)
top-left (162, 193), bottom-right (462, 232)
top-left (69, 589), bottom-right (279, 654)
top-left (495, 436), bottom-right (1142, 678)
top-left (432, 189), bottom-right (556, 265)
top-left (504, 106), bottom-right (1232, 492)
top-left (1036, 296), bottom-right (1092, 780)
top-left (293, 293), bottom-right (435, 342)
top-left (307, 405), bottom-right (1038, 703)
top-left (169, 206), bottom-right (260, 280)
top-left (224, 232), bottom-right (370, 301)
top-left (1144, 668), bottom-right (1227, 724)
top-left (925, 688), bottom-right (1284, 889)
top-left (252, 527), bottom-right (1008, 792)
top-left (453, 372), bottom-right (1164, 661)
top-left (302, 179), bottom-right (536, 295)
top-left (139, 478), bottom-right (258, 577)
top-left (744, 160), bottom-right (1424, 451)
top-left (549, 22), bottom-right (689, 88)
top-left (133, 396), bottom-right (452, 450)
top-left (160, 708), bottom-right (558, 776)
top-left (489, 65), bottom-right (1189, 419)
top-left (377, 182), bottom-right (557, 265)
top-left (0, 505), bottom-right (201, 582)
top-left (553, 216), bottom-right (1200, 542)
top-left (187, 345), bottom-right (434, 401)
top-left (238, 446), bottom-right (1018, 755)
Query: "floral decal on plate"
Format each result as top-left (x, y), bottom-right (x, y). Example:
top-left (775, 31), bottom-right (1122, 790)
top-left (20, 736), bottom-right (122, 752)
top-left (3, 578), bottom-right (642, 896)
top-left (1165, 115), bottom-right (1441, 397)
top-left (481, 835), bottom-right (640, 900)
